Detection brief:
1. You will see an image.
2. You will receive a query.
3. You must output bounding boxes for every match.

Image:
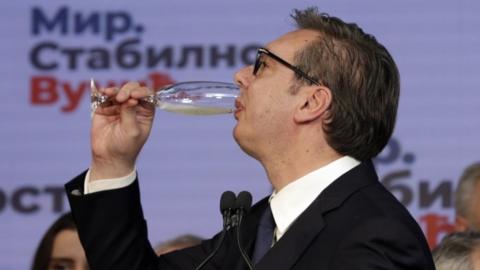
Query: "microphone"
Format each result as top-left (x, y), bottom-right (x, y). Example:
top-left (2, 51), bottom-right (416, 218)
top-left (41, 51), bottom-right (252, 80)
top-left (234, 191), bottom-right (254, 270)
top-left (220, 191), bottom-right (237, 231)
top-left (193, 191), bottom-right (236, 270)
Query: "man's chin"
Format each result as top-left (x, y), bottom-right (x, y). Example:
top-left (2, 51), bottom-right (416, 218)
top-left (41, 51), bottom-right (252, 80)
top-left (232, 129), bottom-right (259, 160)
top-left (232, 126), bottom-right (244, 150)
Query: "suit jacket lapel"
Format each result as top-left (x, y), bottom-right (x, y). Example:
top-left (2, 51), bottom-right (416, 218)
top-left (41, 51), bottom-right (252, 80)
top-left (255, 161), bottom-right (379, 270)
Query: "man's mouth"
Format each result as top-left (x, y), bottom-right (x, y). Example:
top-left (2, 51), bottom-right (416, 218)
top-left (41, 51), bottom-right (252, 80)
top-left (234, 99), bottom-right (244, 119)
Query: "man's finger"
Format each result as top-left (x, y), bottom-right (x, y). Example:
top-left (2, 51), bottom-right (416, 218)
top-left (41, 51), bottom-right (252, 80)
top-left (131, 86), bottom-right (153, 99)
top-left (117, 81), bottom-right (140, 103)
top-left (103, 87), bottom-right (120, 97)
top-left (95, 104), bottom-right (121, 116)
top-left (120, 102), bottom-right (140, 136)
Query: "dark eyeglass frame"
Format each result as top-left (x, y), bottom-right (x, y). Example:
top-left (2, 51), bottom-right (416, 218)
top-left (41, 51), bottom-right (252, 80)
top-left (253, 47), bottom-right (320, 86)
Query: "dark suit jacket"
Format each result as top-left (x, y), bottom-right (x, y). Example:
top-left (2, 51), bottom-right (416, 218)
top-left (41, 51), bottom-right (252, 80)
top-left (65, 161), bottom-right (435, 270)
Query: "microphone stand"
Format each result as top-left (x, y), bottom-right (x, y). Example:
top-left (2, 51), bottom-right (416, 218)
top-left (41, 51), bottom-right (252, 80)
top-left (193, 191), bottom-right (236, 270)
top-left (234, 191), bottom-right (255, 270)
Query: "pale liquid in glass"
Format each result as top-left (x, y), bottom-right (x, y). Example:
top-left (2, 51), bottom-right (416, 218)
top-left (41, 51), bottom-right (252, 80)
top-left (157, 102), bottom-right (234, 115)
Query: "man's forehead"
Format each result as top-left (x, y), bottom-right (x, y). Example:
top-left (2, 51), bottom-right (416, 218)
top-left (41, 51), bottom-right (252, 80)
top-left (265, 29), bottom-right (319, 60)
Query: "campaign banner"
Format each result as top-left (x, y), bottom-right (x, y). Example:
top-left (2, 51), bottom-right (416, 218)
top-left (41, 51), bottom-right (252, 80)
top-left (0, 1), bottom-right (479, 269)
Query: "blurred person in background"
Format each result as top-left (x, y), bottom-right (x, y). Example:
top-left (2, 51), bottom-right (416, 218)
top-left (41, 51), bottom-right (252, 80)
top-left (154, 234), bottom-right (203, 255)
top-left (433, 231), bottom-right (480, 270)
top-left (455, 162), bottom-right (480, 232)
top-left (31, 212), bottom-right (89, 270)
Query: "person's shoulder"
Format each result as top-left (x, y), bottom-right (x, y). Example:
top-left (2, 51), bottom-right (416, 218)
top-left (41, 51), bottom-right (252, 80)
top-left (250, 196), bottom-right (269, 211)
top-left (353, 179), bottom-right (415, 221)
top-left (246, 196), bottom-right (270, 220)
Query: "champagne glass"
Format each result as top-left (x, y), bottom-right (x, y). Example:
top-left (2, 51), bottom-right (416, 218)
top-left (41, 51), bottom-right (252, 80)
top-left (90, 79), bottom-right (239, 116)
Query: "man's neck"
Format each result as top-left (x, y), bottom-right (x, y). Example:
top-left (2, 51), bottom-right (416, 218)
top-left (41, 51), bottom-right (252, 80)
top-left (261, 145), bottom-right (342, 192)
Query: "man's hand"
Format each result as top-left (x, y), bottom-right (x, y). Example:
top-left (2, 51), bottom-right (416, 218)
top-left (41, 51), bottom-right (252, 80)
top-left (89, 81), bottom-right (155, 181)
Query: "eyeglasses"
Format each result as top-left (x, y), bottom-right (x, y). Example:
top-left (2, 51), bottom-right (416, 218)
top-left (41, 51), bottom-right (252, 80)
top-left (253, 47), bottom-right (320, 86)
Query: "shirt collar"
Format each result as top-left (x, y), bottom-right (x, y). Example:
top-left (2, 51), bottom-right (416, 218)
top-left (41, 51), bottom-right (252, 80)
top-left (269, 156), bottom-right (360, 240)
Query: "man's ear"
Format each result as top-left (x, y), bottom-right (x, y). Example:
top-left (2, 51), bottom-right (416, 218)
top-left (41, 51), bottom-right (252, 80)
top-left (294, 86), bottom-right (332, 124)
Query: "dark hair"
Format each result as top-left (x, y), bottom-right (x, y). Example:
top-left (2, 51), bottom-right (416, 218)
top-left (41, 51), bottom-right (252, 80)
top-left (291, 7), bottom-right (400, 161)
top-left (31, 213), bottom-right (77, 270)
top-left (432, 231), bottom-right (480, 270)
top-left (455, 162), bottom-right (480, 222)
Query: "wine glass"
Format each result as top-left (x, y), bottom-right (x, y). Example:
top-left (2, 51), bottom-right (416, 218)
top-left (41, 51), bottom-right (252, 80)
top-left (90, 79), bottom-right (239, 116)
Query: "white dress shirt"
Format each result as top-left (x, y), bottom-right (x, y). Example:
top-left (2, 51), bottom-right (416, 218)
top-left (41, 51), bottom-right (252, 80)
top-left (83, 169), bottom-right (136, 194)
top-left (269, 156), bottom-right (360, 241)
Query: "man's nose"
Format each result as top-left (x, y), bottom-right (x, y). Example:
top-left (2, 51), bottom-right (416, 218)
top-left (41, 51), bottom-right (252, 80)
top-left (234, 65), bottom-right (254, 89)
